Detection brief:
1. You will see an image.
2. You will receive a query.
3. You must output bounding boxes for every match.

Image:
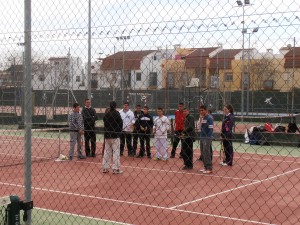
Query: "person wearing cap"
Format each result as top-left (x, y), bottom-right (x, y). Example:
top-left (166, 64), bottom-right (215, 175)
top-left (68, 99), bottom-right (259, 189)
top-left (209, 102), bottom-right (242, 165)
top-left (102, 101), bottom-right (123, 174)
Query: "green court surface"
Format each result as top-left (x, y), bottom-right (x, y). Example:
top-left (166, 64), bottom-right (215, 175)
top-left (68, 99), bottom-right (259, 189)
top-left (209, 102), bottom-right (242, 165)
top-left (29, 208), bottom-right (130, 225)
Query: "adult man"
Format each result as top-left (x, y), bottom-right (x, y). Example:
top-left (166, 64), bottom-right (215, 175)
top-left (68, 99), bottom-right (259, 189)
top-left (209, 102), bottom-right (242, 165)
top-left (68, 103), bottom-right (86, 160)
top-left (137, 105), bottom-right (153, 158)
top-left (181, 108), bottom-right (196, 170)
top-left (133, 104), bottom-right (144, 156)
top-left (102, 101), bottom-right (123, 174)
top-left (81, 98), bottom-right (98, 157)
top-left (153, 107), bottom-right (170, 161)
top-left (119, 102), bottom-right (135, 157)
top-left (199, 105), bottom-right (214, 174)
top-left (170, 102), bottom-right (185, 158)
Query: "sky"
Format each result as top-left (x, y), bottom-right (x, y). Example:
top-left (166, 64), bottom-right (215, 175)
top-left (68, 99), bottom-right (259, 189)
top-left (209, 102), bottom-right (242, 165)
top-left (0, 0), bottom-right (299, 67)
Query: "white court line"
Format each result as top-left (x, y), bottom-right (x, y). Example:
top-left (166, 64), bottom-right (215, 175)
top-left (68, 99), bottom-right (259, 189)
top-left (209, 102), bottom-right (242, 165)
top-left (0, 152), bottom-right (259, 182)
top-left (79, 160), bottom-right (259, 182)
top-left (170, 168), bottom-right (300, 209)
top-left (35, 207), bottom-right (132, 225)
top-left (0, 181), bottom-right (272, 225)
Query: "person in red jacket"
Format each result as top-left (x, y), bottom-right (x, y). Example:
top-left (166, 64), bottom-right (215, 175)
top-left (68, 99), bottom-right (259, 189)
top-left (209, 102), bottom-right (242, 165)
top-left (170, 102), bottom-right (186, 158)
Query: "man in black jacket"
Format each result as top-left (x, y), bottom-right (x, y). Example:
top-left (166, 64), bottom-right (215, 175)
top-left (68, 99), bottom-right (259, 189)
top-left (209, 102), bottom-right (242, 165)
top-left (181, 108), bottom-right (196, 170)
top-left (102, 101), bottom-right (123, 174)
top-left (81, 98), bottom-right (98, 157)
top-left (133, 104), bottom-right (144, 156)
top-left (137, 106), bottom-right (153, 158)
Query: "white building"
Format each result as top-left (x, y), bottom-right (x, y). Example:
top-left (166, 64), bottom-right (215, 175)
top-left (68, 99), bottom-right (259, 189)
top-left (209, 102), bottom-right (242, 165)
top-left (32, 56), bottom-right (84, 91)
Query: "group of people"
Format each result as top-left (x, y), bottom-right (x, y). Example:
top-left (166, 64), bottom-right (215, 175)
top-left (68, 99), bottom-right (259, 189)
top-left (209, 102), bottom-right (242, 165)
top-left (68, 99), bottom-right (235, 175)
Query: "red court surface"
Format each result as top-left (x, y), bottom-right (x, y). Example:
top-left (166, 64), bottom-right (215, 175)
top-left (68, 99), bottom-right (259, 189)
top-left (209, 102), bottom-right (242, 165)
top-left (1, 137), bottom-right (300, 225)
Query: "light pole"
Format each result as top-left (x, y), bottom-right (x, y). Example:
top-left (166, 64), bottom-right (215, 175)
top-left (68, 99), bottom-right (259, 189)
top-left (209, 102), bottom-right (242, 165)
top-left (237, 0), bottom-right (250, 121)
top-left (243, 27), bottom-right (258, 115)
top-left (17, 42), bottom-right (25, 123)
top-left (199, 49), bottom-right (205, 108)
top-left (216, 43), bottom-right (222, 111)
top-left (87, 0), bottom-right (92, 100)
top-left (291, 37), bottom-right (296, 115)
top-left (116, 36), bottom-right (130, 103)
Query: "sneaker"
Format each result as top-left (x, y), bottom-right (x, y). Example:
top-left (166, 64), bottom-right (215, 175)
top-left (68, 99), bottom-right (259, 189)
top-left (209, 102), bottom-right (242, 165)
top-left (113, 169), bottom-right (123, 174)
top-left (162, 158), bottom-right (168, 162)
top-left (198, 168), bottom-right (205, 172)
top-left (102, 169), bottom-right (109, 173)
top-left (152, 157), bottom-right (161, 161)
top-left (77, 155), bottom-right (86, 159)
top-left (220, 162), bottom-right (228, 166)
top-left (68, 156), bottom-right (73, 160)
top-left (203, 170), bottom-right (213, 174)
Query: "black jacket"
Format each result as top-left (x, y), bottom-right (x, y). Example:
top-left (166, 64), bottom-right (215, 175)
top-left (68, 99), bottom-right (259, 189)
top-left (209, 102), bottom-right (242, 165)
top-left (133, 110), bottom-right (144, 132)
top-left (82, 107), bottom-right (98, 130)
top-left (137, 113), bottom-right (153, 134)
top-left (183, 113), bottom-right (196, 139)
top-left (103, 109), bottom-right (123, 139)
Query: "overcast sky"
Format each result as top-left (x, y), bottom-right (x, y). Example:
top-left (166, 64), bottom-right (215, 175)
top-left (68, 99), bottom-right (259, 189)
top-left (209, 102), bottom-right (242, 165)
top-left (0, 0), bottom-right (299, 66)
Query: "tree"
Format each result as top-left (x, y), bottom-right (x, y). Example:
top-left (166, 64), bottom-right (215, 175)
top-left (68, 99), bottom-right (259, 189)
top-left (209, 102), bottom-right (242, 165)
top-left (250, 57), bottom-right (279, 90)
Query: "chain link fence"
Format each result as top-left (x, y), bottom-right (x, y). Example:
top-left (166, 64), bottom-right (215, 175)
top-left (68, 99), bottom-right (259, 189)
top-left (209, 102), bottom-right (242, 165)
top-left (0, 0), bottom-right (300, 224)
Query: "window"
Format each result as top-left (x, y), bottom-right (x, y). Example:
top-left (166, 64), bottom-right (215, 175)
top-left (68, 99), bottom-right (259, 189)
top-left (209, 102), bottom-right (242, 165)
top-left (76, 76), bottom-right (80, 82)
top-left (263, 80), bottom-right (273, 90)
top-left (167, 73), bottom-right (175, 88)
top-left (182, 73), bottom-right (189, 86)
top-left (38, 75), bottom-right (45, 81)
top-left (225, 73), bottom-right (233, 82)
top-left (149, 72), bottom-right (157, 87)
top-left (211, 75), bottom-right (219, 88)
top-left (136, 72), bottom-right (141, 81)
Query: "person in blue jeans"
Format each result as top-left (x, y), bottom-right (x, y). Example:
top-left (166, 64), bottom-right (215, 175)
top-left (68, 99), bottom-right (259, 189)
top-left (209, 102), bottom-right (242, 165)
top-left (199, 105), bottom-right (214, 174)
top-left (220, 104), bottom-right (235, 166)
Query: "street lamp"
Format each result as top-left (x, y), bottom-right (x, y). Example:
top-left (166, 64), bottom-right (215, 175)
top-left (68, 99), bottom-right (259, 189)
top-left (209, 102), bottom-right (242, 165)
top-left (237, 0), bottom-right (251, 121)
top-left (242, 27), bottom-right (259, 115)
top-left (116, 36), bottom-right (130, 103)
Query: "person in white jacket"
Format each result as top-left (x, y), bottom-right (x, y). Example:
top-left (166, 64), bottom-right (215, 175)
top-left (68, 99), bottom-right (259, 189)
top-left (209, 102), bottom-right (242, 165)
top-left (119, 102), bottom-right (135, 156)
top-left (153, 107), bottom-right (170, 161)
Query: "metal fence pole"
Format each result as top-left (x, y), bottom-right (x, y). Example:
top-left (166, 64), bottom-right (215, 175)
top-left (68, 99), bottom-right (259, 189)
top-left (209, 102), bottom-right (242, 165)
top-left (24, 0), bottom-right (32, 224)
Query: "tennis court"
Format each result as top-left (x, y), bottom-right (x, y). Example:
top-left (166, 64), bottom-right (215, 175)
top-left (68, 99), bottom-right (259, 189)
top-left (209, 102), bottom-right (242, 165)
top-left (1, 129), bottom-right (300, 224)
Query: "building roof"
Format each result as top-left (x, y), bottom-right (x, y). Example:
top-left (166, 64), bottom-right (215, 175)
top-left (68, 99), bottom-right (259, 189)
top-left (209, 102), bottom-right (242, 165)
top-left (209, 49), bottom-right (243, 70)
top-left (101, 50), bottom-right (156, 71)
top-left (284, 47), bottom-right (300, 68)
top-left (185, 48), bottom-right (218, 69)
